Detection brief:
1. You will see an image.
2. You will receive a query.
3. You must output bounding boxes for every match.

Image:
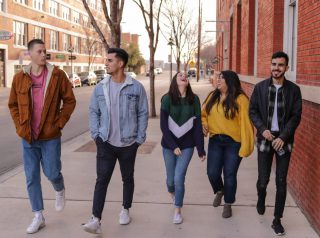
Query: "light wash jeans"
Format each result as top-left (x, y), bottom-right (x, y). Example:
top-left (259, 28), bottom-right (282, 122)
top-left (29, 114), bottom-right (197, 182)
top-left (22, 137), bottom-right (64, 212)
top-left (162, 147), bottom-right (194, 208)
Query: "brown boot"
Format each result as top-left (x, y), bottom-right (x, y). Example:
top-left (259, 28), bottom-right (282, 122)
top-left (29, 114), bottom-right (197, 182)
top-left (222, 204), bottom-right (232, 218)
top-left (213, 191), bottom-right (224, 207)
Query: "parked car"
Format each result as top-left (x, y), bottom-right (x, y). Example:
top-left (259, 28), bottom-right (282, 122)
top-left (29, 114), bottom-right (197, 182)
top-left (155, 68), bottom-right (163, 74)
top-left (126, 71), bottom-right (137, 79)
top-left (187, 69), bottom-right (197, 78)
top-left (94, 69), bottom-right (107, 83)
top-left (68, 73), bottom-right (82, 88)
top-left (145, 69), bottom-right (157, 76)
top-left (78, 71), bottom-right (97, 86)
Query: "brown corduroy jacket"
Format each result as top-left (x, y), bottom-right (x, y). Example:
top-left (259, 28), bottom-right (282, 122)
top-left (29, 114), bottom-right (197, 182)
top-left (8, 63), bottom-right (76, 143)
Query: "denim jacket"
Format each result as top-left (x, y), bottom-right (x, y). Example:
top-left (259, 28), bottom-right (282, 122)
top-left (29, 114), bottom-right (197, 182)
top-left (89, 74), bottom-right (149, 145)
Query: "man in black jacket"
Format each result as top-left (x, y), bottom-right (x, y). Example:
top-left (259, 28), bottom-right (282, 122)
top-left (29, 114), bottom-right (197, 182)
top-left (249, 51), bottom-right (302, 236)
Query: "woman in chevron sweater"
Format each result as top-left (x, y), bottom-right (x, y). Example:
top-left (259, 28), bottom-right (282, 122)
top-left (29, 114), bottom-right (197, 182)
top-left (160, 72), bottom-right (206, 224)
top-left (201, 70), bottom-right (254, 219)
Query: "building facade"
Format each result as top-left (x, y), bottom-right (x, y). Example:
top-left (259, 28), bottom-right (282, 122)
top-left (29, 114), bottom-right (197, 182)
top-left (216, 0), bottom-right (320, 234)
top-left (0, 0), bottom-right (139, 88)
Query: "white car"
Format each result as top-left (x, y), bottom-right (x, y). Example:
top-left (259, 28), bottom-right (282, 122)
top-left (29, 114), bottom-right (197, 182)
top-left (155, 68), bottom-right (163, 74)
top-left (126, 72), bottom-right (137, 79)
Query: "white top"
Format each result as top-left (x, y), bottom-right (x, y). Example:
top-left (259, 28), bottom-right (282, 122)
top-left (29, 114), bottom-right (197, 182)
top-left (271, 84), bottom-right (283, 131)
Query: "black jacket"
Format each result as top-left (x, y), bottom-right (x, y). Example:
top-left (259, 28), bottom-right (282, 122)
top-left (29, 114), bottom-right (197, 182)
top-left (249, 77), bottom-right (302, 144)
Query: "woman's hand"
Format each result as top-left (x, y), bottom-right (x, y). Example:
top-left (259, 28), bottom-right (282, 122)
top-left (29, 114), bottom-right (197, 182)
top-left (199, 155), bottom-right (206, 162)
top-left (174, 147), bottom-right (182, 156)
top-left (203, 125), bottom-right (208, 136)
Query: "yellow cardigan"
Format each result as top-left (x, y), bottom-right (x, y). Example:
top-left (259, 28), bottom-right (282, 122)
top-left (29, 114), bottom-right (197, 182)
top-left (201, 94), bottom-right (254, 158)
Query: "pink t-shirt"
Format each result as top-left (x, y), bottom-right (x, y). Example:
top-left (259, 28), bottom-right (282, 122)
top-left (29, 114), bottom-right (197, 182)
top-left (31, 67), bottom-right (48, 140)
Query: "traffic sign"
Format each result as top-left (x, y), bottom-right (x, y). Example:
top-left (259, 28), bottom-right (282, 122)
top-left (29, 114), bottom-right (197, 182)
top-left (56, 54), bottom-right (65, 59)
top-left (68, 56), bottom-right (76, 60)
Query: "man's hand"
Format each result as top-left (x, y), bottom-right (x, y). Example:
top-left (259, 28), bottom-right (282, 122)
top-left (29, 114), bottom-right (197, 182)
top-left (262, 130), bottom-right (274, 141)
top-left (174, 147), bottom-right (182, 156)
top-left (272, 138), bottom-right (284, 151)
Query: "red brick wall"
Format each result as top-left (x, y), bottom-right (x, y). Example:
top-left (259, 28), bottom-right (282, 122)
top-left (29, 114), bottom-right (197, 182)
top-left (257, 0), bottom-right (284, 78)
top-left (296, 1), bottom-right (320, 86)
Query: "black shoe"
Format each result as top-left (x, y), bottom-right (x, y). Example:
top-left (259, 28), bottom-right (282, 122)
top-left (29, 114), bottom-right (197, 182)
top-left (272, 219), bottom-right (285, 236)
top-left (256, 196), bottom-right (266, 215)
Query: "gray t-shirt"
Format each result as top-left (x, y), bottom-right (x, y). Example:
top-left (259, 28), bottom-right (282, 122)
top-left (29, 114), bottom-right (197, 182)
top-left (107, 79), bottom-right (131, 147)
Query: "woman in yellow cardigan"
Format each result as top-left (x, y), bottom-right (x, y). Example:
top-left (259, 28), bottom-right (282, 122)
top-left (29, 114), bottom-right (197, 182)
top-left (201, 70), bottom-right (254, 218)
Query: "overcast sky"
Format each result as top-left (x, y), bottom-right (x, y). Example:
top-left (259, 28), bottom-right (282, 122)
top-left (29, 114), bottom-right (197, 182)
top-left (121, 0), bottom-right (217, 62)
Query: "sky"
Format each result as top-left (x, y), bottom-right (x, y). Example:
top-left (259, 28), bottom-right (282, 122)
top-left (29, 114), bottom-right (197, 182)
top-left (121, 0), bottom-right (217, 62)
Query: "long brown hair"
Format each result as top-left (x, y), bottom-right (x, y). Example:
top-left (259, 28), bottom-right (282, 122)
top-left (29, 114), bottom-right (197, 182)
top-left (168, 72), bottom-right (195, 105)
top-left (205, 70), bottom-right (247, 119)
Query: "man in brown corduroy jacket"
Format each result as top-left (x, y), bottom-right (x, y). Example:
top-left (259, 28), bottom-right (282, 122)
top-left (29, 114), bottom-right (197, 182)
top-left (8, 39), bottom-right (76, 234)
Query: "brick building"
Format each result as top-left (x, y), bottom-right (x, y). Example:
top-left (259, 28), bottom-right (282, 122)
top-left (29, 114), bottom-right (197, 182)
top-left (216, 0), bottom-right (320, 234)
top-left (0, 0), bottom-right (140, 88)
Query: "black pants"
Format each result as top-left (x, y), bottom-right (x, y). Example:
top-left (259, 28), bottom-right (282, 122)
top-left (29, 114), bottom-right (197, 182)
top-left (256, 149), bottom-right (291, 219)
top-left (92, 138), bottom-right (139, 220)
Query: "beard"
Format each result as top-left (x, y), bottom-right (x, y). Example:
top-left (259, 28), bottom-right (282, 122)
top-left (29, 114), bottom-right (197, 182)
top-left (271, 70), bottom-right (285, 79)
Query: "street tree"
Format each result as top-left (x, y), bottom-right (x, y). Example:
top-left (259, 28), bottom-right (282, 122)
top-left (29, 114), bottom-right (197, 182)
top-left (123, 43), bottom-right (145, 73)
top-left (132, 0), bottom-right (165, 117)
top-left (82, 27), bottom-right (99, 71)
top-left (161, 0), bottom-right (191, 72)
top-left (82, 0), bottom-right (125, 50)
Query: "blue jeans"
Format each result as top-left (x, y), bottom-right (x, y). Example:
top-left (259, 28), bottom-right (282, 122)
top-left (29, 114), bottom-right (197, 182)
top-left (207, 135), bottom-right (242, 204)
top-left (22, 137), bottom-right (64, 212)
top-left (162, 147), bottom-right (194, 208)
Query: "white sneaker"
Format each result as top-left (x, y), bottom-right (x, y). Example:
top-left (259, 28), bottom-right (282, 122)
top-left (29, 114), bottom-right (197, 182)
top-left (83, 215), bottom-right (102, 234)
top-left (173, 212), bottom-right (183, 224)
top-left (55, 189), bottom-right (65, 212)
top-left (26, 215), bottom-right (45, 234)
top-left (119, 209), bottom-right (131, 225)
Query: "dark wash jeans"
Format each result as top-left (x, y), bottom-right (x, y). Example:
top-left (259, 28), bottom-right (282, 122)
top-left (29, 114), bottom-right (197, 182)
top-left (257, 149), bottom-right (291, 219)
top-left (92, 137), bottom-right (139, 220)
top-left (207, 134), bottom-right (242, 204)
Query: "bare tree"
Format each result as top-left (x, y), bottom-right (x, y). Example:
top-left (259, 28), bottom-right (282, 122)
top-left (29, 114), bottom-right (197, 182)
top-left (132, 0), bottom-right (164, 117)
top-left (82, 0), bottom-right (125, 50)
top-left (161, 0), bottom-right (191, 72)
top-left (82, 27), bottom-right (99, 71)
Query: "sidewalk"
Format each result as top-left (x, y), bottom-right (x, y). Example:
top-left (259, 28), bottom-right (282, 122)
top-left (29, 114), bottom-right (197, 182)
top-left (0, 80), bottom-right (318, 238)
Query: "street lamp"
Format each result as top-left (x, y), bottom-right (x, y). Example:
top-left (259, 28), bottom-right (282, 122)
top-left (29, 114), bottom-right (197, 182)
top-left (168, 37), bottom-right (174, 80)
top-left (68, 46), bottom-right (74, 75)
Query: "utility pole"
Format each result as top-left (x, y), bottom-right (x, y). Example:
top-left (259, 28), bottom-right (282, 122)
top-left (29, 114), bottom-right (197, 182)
top-left (197, 0), bottom-right (202, 82)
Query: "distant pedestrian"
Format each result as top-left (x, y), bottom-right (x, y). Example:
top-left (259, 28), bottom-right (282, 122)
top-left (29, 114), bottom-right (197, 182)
top-left (8, 39), bottom-right (76, 234)
top-left (249, 51), bottom-right (302, 236)
top-left (202, 70), bottom-right (254, 218)
top-left (160, 72), bottom-right (206, 224)
top-left (83, 48), bottom-right (149, 234)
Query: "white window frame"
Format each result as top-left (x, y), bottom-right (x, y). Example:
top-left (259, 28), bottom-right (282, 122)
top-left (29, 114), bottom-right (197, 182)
top-left (72, 10), bottom-right (80, 24)
top-left (34, 26), bottom-right (45, 40)
top-left (82, 15), bottom-right (90, 28)
top-left (283, 0), bottom-right (298, 81)
top-left (63, 34), bottom-right (71, 51)
top-left (15, 0), bottom-right (27, 5)
top-left (33, 0), bottom-right (44, 11)
top-left (61, 5), bottom-right (70, 21)
top-left (13, 21), bottom-right (28, 47)
top-left (74, 37), bottom-right (81, 53)
top-left (0, 0), bottom-right (4, 12)
top-left (49, 0), bottom-right (58, 16)
top-left (50, 30), bottom-right (58, 50)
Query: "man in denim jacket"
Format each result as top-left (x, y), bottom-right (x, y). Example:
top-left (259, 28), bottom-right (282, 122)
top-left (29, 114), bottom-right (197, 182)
top-left (83, 48), bottom-right (149, 234)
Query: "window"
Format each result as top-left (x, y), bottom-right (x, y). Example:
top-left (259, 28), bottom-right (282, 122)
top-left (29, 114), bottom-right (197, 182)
top-left (49, 0), bottom-right (58, 16)
top-left (15, 0), bottom-right (27, 4)
top-left (0, 0), bottom-right (4, 11)
top-left (50, 30), bottom-right (58, 50)
top-left (34, 26), bottom-right (44, 40)
top-left (72, 10), bottom-right (80, 24)
top-left (63, 34), bottom-right (71, 51)
top-left (283, 0), bottom-right (297, 79)
top-left (82, 15), bottom-right (89, 28)
top-left (74, 37), bottom-right (81, 53)
top-left (90, 0), bottom-right (96, 9)
top-left (61, 5), bottom-right (70, 21)
top-left (33, 0), bottom-right (44, 11)
top-left (13, 21), bottom-right (28, 46)
top-left (82, 38), bottom-right (89, 54)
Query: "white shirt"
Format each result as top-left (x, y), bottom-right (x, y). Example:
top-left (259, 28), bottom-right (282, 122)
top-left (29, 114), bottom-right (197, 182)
top-left (271, 84), bottom-right (283, 131)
